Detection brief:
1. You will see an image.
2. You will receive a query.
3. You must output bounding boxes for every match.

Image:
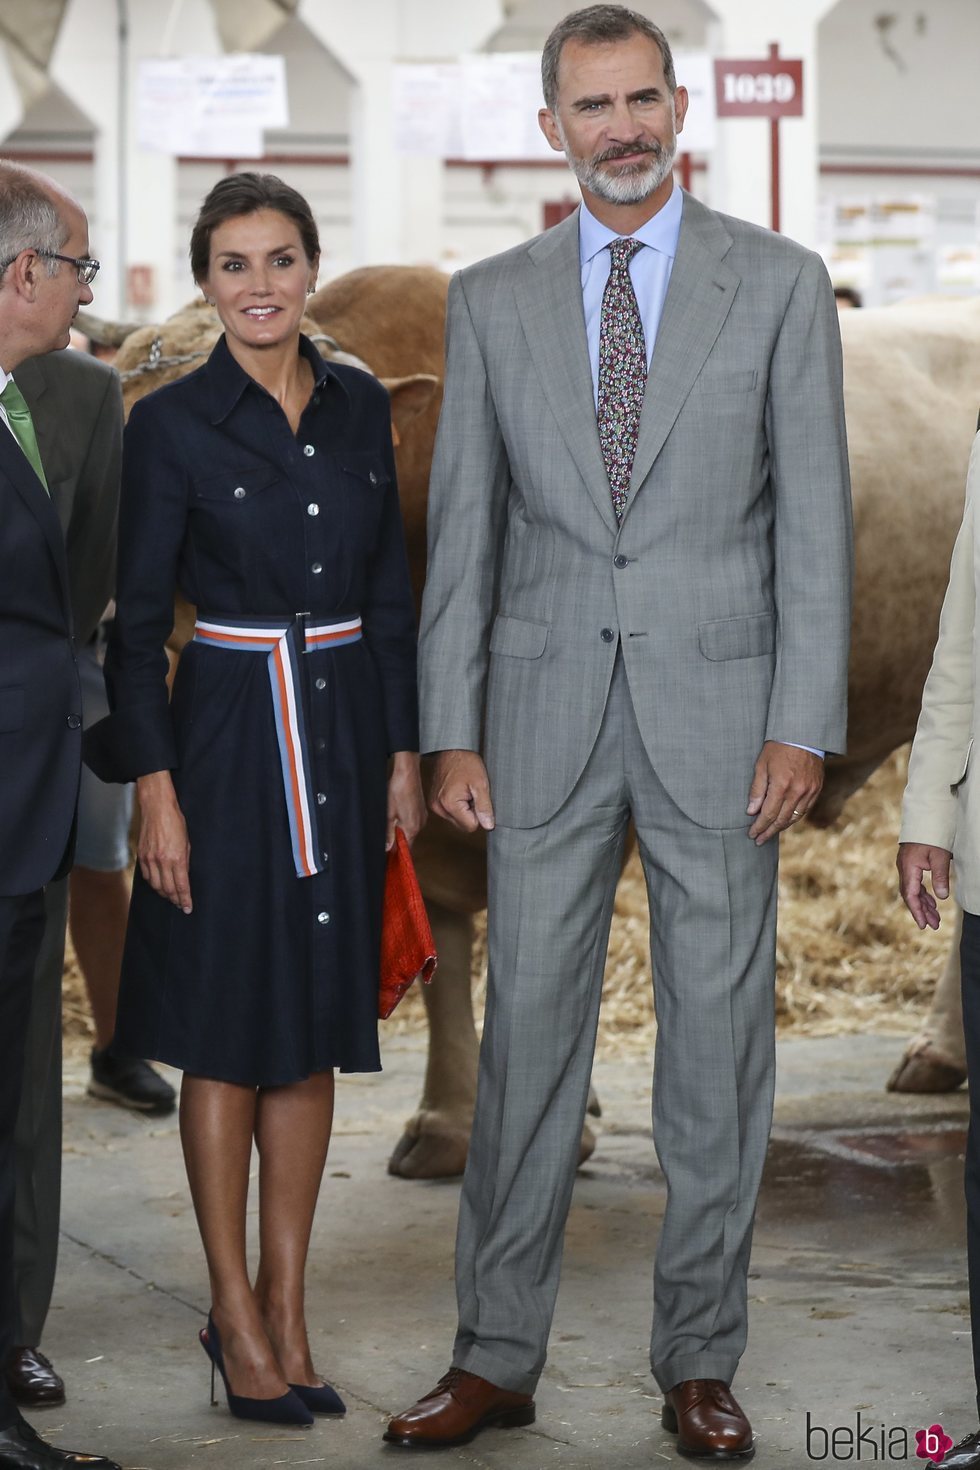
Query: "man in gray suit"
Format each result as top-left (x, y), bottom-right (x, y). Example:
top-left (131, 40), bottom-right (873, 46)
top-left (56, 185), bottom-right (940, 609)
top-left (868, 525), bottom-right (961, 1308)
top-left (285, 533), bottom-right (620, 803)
top-left (5, 344), bottom-right (122, 1413)
top-left (386, 5), bottom-right (851, 1460)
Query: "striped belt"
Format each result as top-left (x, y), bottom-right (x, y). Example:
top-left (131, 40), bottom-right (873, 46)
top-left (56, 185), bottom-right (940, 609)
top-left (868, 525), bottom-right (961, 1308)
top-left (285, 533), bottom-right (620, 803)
top-left (194, 613), bottom-right (362, 879)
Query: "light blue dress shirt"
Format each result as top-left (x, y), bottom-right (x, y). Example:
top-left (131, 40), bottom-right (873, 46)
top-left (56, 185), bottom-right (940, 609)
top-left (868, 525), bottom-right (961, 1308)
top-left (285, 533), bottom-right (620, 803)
top-left (578, 184), bottom-right (823, 763)
top-left (579, 182), bottom-right (682, 406)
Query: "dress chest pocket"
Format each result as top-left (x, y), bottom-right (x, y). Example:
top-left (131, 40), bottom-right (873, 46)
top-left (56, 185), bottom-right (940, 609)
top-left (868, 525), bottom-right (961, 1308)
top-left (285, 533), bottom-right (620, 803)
top-left (332, 452), bottom-right (390, 547)
top-left (191, 466), bottom-right (280, 504)
top-left (189, 465), bottom-right (293, 573)
top-left (337, 454), bottom-right (390, 493)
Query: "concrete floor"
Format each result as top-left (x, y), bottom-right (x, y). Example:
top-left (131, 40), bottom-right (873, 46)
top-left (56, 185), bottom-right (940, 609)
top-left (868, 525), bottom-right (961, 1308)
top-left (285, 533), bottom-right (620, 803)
top-left (32, 1033), bottom-right (974, 1470)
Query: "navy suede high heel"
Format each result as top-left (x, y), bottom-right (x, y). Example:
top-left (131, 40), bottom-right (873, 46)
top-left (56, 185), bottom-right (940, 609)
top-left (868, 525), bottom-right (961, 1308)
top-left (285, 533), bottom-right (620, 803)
top-left (199, 1313), bottom-right (314, 1427)
top-left (288, 1379), bottom-right (346, 1416)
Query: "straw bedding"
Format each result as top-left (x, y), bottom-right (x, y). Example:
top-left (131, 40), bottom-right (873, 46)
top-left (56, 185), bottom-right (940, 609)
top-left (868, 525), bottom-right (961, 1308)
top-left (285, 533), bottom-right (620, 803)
top-left (62, 746), bottom-right (938, 1055)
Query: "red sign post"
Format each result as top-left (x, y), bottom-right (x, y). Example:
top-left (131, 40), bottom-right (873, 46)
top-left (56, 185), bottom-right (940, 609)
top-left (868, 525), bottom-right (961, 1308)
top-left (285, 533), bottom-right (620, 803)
top-left (714, 44), bottom-right (805, 233)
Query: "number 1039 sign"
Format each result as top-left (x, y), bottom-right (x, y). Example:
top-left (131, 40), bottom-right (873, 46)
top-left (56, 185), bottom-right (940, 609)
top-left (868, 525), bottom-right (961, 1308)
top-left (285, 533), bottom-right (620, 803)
top-left (713, 57), bottom-right (804, 119)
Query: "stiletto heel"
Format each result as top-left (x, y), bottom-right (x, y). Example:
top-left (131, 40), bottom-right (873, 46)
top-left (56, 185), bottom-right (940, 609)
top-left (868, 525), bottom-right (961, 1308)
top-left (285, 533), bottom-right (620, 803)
top-left (199, 1313), bottom-right (314, 1427)
top-left (288, 1379), bottom-right (346, 1416)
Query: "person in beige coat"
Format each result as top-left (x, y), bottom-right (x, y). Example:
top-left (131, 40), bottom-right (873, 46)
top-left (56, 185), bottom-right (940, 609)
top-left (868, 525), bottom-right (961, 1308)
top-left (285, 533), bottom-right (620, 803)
top-left (899, 427), bottom-right (980, 1470)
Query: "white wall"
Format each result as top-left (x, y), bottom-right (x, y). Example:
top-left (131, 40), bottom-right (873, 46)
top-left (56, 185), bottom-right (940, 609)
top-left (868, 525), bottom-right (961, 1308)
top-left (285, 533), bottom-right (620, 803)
top-left (819, 0), bottom-right (980, 160)
top-left (2, 0), bottom-right (979, 306)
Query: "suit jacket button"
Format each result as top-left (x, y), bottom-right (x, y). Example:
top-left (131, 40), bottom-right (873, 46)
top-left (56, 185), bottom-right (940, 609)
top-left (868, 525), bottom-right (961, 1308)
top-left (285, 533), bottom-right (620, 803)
top-left (67, 713), bottom-right (81, 729)
top-left (600, 628), bottom-right (615, 643)
top-left (614, 554), bottom-right (629, 569)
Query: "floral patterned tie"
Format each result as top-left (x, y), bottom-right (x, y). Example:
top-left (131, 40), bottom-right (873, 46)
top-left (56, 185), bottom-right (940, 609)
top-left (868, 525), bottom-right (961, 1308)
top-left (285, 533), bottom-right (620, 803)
top-left (597, 238), bottom-right (646, 523)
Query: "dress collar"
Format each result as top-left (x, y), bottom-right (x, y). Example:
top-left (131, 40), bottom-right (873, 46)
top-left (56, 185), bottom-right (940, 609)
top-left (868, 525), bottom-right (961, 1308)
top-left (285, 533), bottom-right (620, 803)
top-left (206, 332), bottom-right (345, 425)
top-left (578, 182), bottom-right (684, 266)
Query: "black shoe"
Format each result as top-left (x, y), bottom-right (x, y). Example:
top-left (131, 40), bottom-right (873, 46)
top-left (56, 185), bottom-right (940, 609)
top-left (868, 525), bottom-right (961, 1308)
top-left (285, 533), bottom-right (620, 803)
top-left (2, 1349), bottom-right (64, 1408)
top-left (929, 1430), bottom-right (980, 1468)
top-left (0, 1416), bottom-right (121, 1468)
top-left (88, 1047), bottom-right (176, 1115)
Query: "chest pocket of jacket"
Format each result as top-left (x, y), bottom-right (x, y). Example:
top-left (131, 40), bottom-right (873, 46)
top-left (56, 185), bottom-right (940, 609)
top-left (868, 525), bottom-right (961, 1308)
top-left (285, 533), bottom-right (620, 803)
top-left (692, 367), bottom-right (759, 396)
top-left (0, 687), bottom-right (24, 733)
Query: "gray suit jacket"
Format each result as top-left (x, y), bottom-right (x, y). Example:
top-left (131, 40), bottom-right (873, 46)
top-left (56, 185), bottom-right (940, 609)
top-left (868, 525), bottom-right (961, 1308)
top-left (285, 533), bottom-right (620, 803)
top-left (17, 349), bottom-right (122, 644)
top-left (419, 192), bottom-right (853, 831)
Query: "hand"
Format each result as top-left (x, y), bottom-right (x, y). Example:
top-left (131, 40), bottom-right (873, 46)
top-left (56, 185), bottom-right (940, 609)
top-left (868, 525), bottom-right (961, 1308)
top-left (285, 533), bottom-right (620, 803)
top-left (897, 842), bottom-right (951, 930)
top-left (746, 742), bottom-right (824, 845)
top-left (387, 752), bottom-right (426, 850)
top-left (429, 749), bottom-right (495, 834)
top-left (135, 770), bottom-right (192, 913)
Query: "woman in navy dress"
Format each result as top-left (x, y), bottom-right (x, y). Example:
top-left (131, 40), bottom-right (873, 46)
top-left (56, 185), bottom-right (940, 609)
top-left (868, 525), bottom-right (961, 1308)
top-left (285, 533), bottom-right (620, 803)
top-left (85, 173), bottom-right (424, 1426)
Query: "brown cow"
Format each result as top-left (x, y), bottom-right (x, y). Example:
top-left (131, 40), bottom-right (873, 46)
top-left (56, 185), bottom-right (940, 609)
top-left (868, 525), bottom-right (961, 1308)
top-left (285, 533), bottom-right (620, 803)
top-left (96, 283), bottom-right (980, 1179)
top-left (822, 298), bottom-right (980, 1097)
top-left (819, 297), bottom-right (980, 822)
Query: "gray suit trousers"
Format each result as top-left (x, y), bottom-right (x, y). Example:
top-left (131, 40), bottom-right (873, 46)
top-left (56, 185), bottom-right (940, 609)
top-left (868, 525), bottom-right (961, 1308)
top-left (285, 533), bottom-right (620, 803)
top-left (452, 655), bottom-right (778, 1395)
top-left (12, 878), bottom-right (67, 1347)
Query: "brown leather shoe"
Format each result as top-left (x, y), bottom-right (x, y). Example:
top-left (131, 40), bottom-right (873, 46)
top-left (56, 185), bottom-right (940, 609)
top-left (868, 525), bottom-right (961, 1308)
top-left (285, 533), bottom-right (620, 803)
top-left (384, 1367), bottom-right (535, 1448)
top-left (3, 1346), bottom-right (66, 1408)
top-left (662, 1379), bottom-right (754, 1460)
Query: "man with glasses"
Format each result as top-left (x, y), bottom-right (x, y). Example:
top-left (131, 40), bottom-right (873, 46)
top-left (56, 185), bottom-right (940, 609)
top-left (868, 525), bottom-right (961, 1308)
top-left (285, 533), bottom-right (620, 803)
top-left (6, 263), bottom-right (132, 1422)
top-left (0, 160), bottom-right (121, 1470)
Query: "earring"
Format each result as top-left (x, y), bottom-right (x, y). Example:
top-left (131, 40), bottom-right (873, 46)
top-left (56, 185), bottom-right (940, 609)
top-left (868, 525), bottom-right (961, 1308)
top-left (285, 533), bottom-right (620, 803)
top-left (203, 295), bottom-right (214, 306)
top-left (307, 285), bottom-right (315, 296)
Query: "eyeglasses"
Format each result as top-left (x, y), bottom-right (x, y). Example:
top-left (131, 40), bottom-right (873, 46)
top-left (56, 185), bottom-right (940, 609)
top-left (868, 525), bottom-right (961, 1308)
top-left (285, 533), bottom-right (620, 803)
top-left (36, 251), bottom-right (100, 285)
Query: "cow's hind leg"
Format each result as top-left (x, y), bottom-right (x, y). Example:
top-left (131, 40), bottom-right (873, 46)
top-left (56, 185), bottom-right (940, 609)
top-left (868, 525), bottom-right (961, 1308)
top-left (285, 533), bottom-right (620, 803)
top-left (388, 902), bottom-right (479, 1179)
top-left (888, 904), bottom-right (967, 1093)
top-left (387, 901), bottom-right (597, 1179)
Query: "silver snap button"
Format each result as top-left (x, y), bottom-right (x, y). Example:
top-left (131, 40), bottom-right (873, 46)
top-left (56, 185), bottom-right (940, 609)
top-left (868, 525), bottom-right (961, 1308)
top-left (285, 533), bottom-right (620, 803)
top-left (233, 486), bottom-right (246, 499)
top-left (317, 911), bottom-right (330, 925)
top-left (307, 503), bottom-right (319, 516)
top-left (368, 471), bottom-right (378, 485)
top-left (311, 562), bottom-right (322, 574)
top-left (315, 677), bottom-right (326, 690)
top-left (321, 851), bottom-right (329, 864)
top-left (316, 792), bottom-right (326, 806)
top-left (304, 444), bottom-right (315, 457)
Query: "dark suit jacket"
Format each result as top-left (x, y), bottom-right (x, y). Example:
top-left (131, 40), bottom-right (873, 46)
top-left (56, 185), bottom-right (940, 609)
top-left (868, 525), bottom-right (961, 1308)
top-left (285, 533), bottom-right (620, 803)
top-left (0, 350), bottom-right (122, 896)
top-left (18, 349), bottom-right (122, 645)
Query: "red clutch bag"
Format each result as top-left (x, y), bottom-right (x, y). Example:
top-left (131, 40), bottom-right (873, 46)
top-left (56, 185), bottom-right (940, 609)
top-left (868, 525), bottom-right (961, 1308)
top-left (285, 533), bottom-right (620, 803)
top-left (379, 827), bottom-right (437, 1019)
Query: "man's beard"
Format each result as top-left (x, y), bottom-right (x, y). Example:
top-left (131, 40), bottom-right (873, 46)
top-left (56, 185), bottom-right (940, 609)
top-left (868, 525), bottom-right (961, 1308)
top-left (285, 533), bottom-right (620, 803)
top-left (557, 123), bottom-right (677, 206)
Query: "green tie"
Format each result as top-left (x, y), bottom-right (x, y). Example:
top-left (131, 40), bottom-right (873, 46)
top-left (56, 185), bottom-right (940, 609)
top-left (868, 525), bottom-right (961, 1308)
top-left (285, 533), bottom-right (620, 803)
top-left (1, 378), bottom-right (48, 492)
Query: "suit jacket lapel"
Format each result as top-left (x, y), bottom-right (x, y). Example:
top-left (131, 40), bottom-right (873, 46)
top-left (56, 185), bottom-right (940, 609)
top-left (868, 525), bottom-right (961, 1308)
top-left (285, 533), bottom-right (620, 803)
top-left (623, 194), bottom-right (741, 519)
top-left (515, 212), bottom-right (619, 534)
top-left (0, 374), bottom-right (73, 624)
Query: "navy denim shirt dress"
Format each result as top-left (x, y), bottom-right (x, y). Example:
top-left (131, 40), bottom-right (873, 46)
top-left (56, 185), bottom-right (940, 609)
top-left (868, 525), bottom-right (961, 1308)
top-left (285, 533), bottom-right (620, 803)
top-left (85, 334), bottom-right (419, 1084)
